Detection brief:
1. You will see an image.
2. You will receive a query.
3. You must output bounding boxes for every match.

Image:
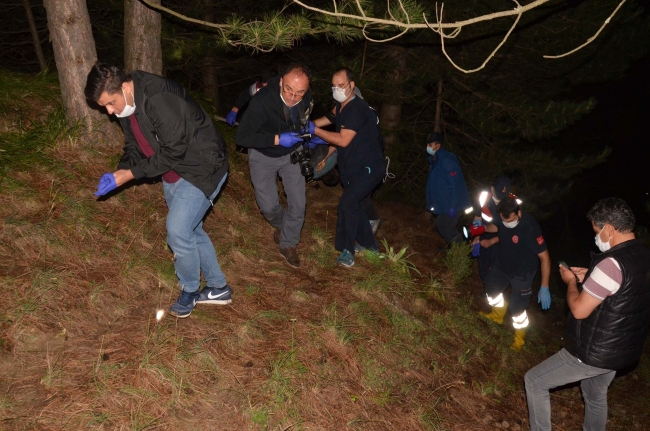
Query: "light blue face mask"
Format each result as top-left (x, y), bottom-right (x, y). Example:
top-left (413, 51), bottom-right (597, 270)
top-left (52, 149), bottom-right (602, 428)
top-left (426, 147), bottom-right (436, 156)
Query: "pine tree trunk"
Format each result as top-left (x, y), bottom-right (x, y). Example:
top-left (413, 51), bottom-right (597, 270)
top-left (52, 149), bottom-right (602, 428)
top-left (22, 0), bottom-right (46, 72)
top-left (434, 80), bottom-right (443, 134)
top-left (202, 0), bottom-right (220, 109)
top-left (43, 0), bottom-right (121, 142)
top-left (379, 46), bottom-right (408, 146)
top-left (124, 0), bottom-right (162, 74)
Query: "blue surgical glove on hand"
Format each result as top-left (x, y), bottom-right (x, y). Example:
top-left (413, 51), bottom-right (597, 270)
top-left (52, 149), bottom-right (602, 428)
top-left (278, 132), bottom-right (303, 148)
top-left (471, 243), bottom-right (481, 258)
top-left (225, 110), bottom-right (237, 126)
top-left (94, 173), bottom-right (117, 197)
top-left (303, 120), bottom-right (315, 135)
top-left (448, 208), bottom-right (457, 218)
top-left (472, 219), bottom-right (483, 228)
top-left (307, 136), bottom-right (328, 148)
top-left (538, 286), bottom-right (551, 310)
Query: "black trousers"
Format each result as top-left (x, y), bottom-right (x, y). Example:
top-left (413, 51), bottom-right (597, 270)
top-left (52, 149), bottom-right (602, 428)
top-left (335, 169), bottom-right (384, 253)
top-left (484, 264), bottom-right (536, 318)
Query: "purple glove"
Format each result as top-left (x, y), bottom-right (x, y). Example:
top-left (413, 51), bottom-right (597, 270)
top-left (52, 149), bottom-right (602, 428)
top-left (448, 208), bottom-right (457, 218)
top-left (225, 110), bottom-right (237, 126)
top-left (94, 173), bottom-right (117, 197)
top-left (303, 120), bottom-right (315, 135)
top-left (471, 243), bottom-right (481, 258)
top-left (307, 136), bottom-right (328, 148)
top-left (278, 132), bottom-right (302, 148)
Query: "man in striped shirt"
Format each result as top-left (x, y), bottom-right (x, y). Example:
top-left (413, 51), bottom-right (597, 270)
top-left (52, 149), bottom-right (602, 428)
top-left (524, 198), bottom-right (650, 431)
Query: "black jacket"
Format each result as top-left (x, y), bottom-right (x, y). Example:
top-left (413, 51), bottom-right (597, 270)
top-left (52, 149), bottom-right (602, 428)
top-left (116, 71), bottom-right (228, 198)
top-left (235, 76), bottom-right (313, 158)
top-left (564, 239), bottom-right (650, 370)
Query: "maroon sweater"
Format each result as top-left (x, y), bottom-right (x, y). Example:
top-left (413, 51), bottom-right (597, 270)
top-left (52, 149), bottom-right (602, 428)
top-left (129, 115), bottom-right (180, 183)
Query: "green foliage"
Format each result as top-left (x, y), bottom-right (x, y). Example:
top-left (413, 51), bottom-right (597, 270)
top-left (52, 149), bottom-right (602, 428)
top-left (442, 242), bottom-right (473, 286)
top-left (0, 107), bottom-right (83, 183)
top-left (379, 238), bottom-right (421, 276)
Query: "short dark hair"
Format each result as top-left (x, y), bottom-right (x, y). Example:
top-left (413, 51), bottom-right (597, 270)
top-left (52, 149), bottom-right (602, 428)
top-left (85, 63), bottom-right (131, 102)
top-left (260, 67), bottom-right (277, 84)
top-left (282, 63), bottom-right (311, 83)
top-left (333, 67), bottom-right (354, 83)
top-left (497, 197), bottom-right (520, 219)
top-left (587, 198), bottom-right (635, 233)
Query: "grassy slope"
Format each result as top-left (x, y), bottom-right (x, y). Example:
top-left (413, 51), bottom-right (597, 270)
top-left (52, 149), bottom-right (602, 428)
top-left (0, 70), bottom-right (648, 431)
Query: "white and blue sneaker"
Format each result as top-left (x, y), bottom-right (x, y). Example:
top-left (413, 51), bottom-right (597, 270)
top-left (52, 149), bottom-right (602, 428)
top-left (169, 290), bottom-right (200, 318)
top-left (197, 285), bottom-right (232, 305)
top-left (336, 249), bottom-right (355, 267)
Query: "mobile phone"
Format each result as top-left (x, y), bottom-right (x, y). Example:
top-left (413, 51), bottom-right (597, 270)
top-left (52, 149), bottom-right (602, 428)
top-left (559, 260), bottom-right (570, 270)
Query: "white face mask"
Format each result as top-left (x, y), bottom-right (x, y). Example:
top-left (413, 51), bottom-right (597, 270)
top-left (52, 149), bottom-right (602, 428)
top-left (115, 87), bottom-right (135, 118)
top-left (332, 84), bottom-right (350, 103)
top-left (503, 218), bottom-right (519, 229)
top-left (426, 147), bottom-right (436, 156)
top-left (595, 228), bottom-right (611, 252)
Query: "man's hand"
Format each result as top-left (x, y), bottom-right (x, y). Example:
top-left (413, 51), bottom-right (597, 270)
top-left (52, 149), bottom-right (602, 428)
top-left (570, 266), bottom-right (588, 283)
top-left (225, 110), bottom-right (238, 126)
top-left (94, 173), bottom-right (117, 197)
top-left (472, 219), bottom-right (483, 228)
top-left (538, 286), bottom-right (551, 310)
top-left (278, 132), bottom-right (302, 148)
top-left (480, 237), bottom-right (497, 248)
top-left (471, 243), bottom-right (481, 258)
top-left (471, 236), bottom-right (481, 246)
top-left (303, 120), bottom-right (316, 135)
top-left (559, 265), bottom-right (581, 285)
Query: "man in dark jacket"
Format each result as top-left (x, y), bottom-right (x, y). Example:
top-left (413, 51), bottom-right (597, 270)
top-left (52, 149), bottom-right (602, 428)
top-left (224, 68), bottom-right (276, 126)
top-left (471, 176), bottom-right (513, 280)
top-left (525, 198), bottom-right (650, 431)
top-left (425, 132), bottom-right (471, 245)
top-left (85, 63), bottom-right (231, 319)
top-left (235, 63), bottom-right (314, 268)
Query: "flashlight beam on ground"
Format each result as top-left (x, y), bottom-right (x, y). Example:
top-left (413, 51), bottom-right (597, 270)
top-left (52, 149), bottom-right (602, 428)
top-left (156, 309), bottom-right (165, 321)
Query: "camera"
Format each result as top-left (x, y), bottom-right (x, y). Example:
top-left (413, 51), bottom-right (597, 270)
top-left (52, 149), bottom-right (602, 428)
top-left (290, 135), bottom-right (314, 179)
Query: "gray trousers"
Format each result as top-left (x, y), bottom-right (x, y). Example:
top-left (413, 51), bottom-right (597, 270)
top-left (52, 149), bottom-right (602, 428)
top-left (248, 149), bottom-right (306, 248)
top-left (525, 348), bottom-right (616, 431)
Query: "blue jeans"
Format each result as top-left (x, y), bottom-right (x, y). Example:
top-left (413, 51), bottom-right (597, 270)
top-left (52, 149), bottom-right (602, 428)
top-left (525, 348), bottom-right (615, 431)
top-left (163, 175), bottom-right (228, 293)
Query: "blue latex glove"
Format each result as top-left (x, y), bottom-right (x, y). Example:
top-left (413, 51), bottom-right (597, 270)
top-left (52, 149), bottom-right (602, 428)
top-left (225, 110), bottom-right (237, 126)
top-left (471, 243), bottom-right (481, 258)
top-left (307, 136), bottom-right (328, 148)
top-left (278, 132), bottom-right (303, 148)
top-left (303, 120), bottom-right (315, 135)
top-left (472, 219), bottom-right (483, 228)
top-left (538, 286), bottom-right (551, 310)
top-left (448, 208), bottom-right (457, 218)
top-left (94, 173), bottom-right (117, 197)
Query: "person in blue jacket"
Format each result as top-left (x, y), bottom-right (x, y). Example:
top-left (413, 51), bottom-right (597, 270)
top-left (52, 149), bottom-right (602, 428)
top-left (425, 132), bottom-right (471, 245)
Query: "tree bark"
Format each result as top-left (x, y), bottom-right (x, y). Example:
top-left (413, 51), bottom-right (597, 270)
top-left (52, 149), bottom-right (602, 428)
top-left (22, 0), bottom-right (46, 72)
top-left (43, 0), bottom-right (121, 142)
top-left (124, 0), bottom-right (162, 74)
top-left (434, 80), bottom-right (444, 133)
top-left (202, 0), bottom-right (220, 109)
top-left (379, 46), bottom-right (408, 146)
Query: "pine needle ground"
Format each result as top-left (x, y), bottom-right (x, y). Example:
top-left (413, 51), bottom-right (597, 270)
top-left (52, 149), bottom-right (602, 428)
top-left (0, 70), bottom-right (648, 431)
